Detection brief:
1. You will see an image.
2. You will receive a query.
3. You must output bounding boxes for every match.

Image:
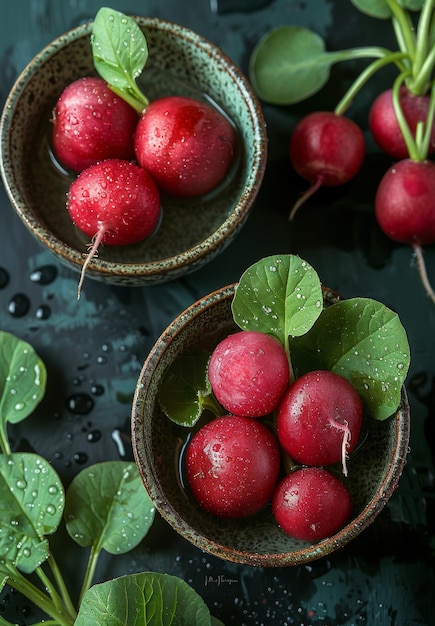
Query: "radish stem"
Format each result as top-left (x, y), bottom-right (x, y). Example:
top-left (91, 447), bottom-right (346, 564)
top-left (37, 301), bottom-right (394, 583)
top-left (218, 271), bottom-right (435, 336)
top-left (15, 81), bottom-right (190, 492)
top-left (289, 176), bottom-right (323, 221)
top-left (413, 243), bottom-right (435, 304)
top-left (328, 417), bottom-right (351, 477)
top-left (77, 224), bottom-right (107, 300)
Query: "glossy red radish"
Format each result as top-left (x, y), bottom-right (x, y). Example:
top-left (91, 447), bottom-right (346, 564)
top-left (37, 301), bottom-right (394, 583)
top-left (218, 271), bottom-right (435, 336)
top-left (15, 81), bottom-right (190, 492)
top-left (52, 77), bottom-right (138, 172)
top-left (375, 157), bottom-right (435, 303)
top-left (272, 467), bottom-right (352, 542)
top-left (277, 370), bottom-right (363, 476)
top-left (185, 415), bottom-right (281, 518)
top-left (369, 87), bottom-right (435, 160)
top-left (208, 330), bottom-right (290, 418)
top-left (67, 158), bottom-right (161, 298)
top-left (288, 111), bottom-right (365, 219)
top-left (134, 96), bottom-right (236, 198)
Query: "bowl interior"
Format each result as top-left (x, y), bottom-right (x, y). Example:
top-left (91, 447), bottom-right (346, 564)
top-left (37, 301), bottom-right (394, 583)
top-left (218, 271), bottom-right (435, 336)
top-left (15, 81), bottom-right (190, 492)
top-left (131, 286), bottom-right (411, 567)
top-left (0, 18), bottom-right (266, 282)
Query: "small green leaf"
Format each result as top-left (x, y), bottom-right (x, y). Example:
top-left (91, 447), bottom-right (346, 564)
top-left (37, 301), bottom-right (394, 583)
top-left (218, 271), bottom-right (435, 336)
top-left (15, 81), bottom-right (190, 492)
top-left (92, 7), bottom-right (149, 112)
top-left (289, 297), bottom-right (411, 420)
top-left (0, 331), bottom-right (46, 426)
top-left (64, 461), bottom-right (155, 555)
top-left (75, 572), bottom-right (214, 626)
top-left (232, 255), bottom-right (323, 347)
top-left (249, 25), bottom-right (334, 104)
top-left (0, 453), bottom-right (64, 574)
top-left (157, 351), bottom-right (217, 427)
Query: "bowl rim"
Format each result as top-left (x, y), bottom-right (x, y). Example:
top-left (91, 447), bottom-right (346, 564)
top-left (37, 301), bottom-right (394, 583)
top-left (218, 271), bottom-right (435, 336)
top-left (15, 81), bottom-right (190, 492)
top-left (131, 284), bottom-right (411, 567)
top-left (0, 16), bottom-right (268, 280)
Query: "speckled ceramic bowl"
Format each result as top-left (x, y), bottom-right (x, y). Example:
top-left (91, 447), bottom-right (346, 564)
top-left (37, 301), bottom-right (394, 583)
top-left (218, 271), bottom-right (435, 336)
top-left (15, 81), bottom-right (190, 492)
top-left (0, 17), bottom-right (267, 287)
top-left (131, 284), bottom-right (411, 567)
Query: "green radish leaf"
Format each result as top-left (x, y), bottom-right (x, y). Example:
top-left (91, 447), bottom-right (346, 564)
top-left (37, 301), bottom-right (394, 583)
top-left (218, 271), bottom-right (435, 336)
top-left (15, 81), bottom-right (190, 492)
top-left (350, 0), bottom-right (423, 18)
top-left (289, 297), bottom-right (410, 420)
top-left (157, 351), bottom-right (219, 427)
top-left (64, 461), bottom-right (155, 554)
top-left (75, 572), bottom-right (214, 626)
top-left (0, 331), bottom-right (46, 427)
top-left (92, 7), bottom-right (149, 112)
top-left (0, 453), bottom-right (64, 574)
top-left (232, 255), bottom-right (323, 347)
top-left (249, 25), bottom-right (334, 104)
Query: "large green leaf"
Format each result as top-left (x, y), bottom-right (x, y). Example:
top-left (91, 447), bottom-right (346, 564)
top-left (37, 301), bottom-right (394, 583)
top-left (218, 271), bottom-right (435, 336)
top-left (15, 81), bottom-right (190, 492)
top-left (64, 461), bottom-right (155, 554)
top-left (289, 297), bottom-right (410, 420)
top-left (75, 572), bottom-right (214, 626)
top-left (232, 254), bottom-right (323, 346)
top-left (249, 25), bottom-right (334, 104)
top-left (0, 453), bottom-right (64, 574)
top-left (0, 331), bottom-right (46, 426)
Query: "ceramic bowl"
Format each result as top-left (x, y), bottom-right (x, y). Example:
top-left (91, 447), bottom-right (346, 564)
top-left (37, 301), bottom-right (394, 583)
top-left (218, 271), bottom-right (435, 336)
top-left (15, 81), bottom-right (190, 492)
top-left (0, 17), bottom-right (267, 287)
top-left (131, 284), bottom-right (411, 567)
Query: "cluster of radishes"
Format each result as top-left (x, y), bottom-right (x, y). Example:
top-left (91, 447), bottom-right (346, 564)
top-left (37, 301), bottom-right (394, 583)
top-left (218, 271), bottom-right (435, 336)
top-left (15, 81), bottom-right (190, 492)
top-left (185, 329), bottom-right (363, 542)
top-left (51, 9), bottom-right (236, 297)
top-left (249, 0), bottom-right (435, 303)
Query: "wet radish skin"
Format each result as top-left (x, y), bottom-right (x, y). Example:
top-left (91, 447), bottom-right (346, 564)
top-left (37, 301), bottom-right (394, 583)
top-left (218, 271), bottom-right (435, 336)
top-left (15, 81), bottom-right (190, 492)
top-left (375, 158), bottom-right (435, 245)
top-left (208, 330), bottom-right (290, 418)
top-left (272, 467), bottom-right (352, 541)
top-left (67, 158), bottom-right (161, 245)
top-left (185, 415), bottom-right (281, 518)
top-left (277, 370), bottom-right (363, 467)
top-left (52, 77), bottom-right (138, 172)
top-left (134, 95), bottom-right (236, 197)
top-left (289, 111), bottom-right (365, 186)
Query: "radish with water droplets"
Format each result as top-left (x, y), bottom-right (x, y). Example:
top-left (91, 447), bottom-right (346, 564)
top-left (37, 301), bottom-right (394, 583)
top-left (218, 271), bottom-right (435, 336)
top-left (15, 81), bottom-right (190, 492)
top-left (277, 370), bottom-right (363, 477)
top-left (185, 414), bottom-right (281, 518)
top-left (134, 96), bottom-right (236, 198)
top-left (272, 467), bottom-right (352, 542)
top-left (288, 111), bottom-right (365, 219)
top-left (67, 158), bottom-right (161, 297)
top-left (52, 77), bottom-right (138, 172)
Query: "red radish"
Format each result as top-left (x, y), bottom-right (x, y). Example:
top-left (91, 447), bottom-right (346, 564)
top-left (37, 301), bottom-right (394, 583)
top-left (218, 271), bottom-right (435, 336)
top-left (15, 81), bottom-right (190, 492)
top-left (185, 415), bottom-right (281, 518)
top-left (375, 158), bottom-right (435, 303)
top-left (134, 96), bottom-right (236, 197)
top-left (277, 370), bottom-right (363, 476)
top-left (52, 77), bottom-right (138, 172)
top-left (272, 467), bottom-right (352, 542)
top-left (375, 158), bottom-right (435, 245)
top-left (369, 87), bottom-right (435, 160)
top-left (288, 111), bottom-right (365, 219)
top-left (208, 330), bottom-right (290, 418)
top-left (67, 158), bottom-right (161, 297)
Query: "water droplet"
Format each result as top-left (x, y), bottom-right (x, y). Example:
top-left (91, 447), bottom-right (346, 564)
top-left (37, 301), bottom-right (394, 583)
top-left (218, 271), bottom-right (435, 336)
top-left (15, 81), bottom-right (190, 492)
top-left (48, 485), bottom-right (58, 495)
top-left (66, 393), bottom-right (94, 415)
top-left (14, 401), bottom-right (25, 411)
top-left (90, 383), bottom-right (104, 396)
top-left (0, 267), bottom-right (10, 289)
top-left (46, 504), bottom-right (56, 515)
top-left (16, 479), bottom-right (27, 490)
top-left (8, 293), bottom-right (30, 317)
top-left (73, 452), bottom-right (88, 464)
top-left (30, 265), bottom-right (58, 285)
top-left (87, 430), bottom-right (101, 443)
top-left (35, 305), bottom-right (51, 320)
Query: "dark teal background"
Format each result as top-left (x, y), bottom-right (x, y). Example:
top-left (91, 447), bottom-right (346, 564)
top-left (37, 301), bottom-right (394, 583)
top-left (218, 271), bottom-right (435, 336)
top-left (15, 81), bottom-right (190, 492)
top-left (1, 1), bottom-right (434, 624)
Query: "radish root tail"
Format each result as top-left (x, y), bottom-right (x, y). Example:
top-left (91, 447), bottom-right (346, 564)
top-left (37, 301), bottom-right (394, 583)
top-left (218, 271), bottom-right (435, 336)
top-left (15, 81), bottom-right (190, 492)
top-left (328, 417), bottom-right (351, 477)
top-left (77, 224), bottom-right (106, 300)
top-left (289, 175), bottom-right (324, 221)
top-left (412, 243), bottom-right (435, 304)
